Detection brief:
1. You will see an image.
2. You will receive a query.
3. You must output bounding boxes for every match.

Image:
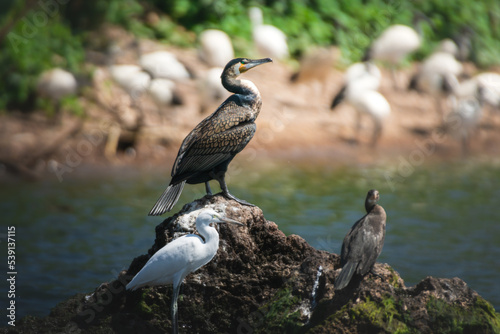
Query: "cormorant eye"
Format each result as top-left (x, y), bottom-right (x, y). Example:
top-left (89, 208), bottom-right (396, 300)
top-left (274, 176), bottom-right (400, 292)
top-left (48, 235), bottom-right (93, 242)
top-left (241, 59), bottom-right (248, 65)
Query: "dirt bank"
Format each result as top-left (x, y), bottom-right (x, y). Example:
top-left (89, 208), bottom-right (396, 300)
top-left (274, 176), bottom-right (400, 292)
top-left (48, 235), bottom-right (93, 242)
top-left (1, 37), bottom-right (499, 180)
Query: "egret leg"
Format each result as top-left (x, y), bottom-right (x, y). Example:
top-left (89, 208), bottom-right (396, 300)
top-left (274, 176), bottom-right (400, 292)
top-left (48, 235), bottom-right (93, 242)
top-left (205, 181), bottom-right (213, 196)
top-left (171, 283), bottom-right (181, 334)
top-left (212, 172), bottom-right (255, 207)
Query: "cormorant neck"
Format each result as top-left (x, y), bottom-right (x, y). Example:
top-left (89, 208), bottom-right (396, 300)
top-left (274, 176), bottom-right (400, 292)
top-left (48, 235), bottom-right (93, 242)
top-left (365, 202), bottom-right (377, 213)
top-left (222, 76), bottom-right (261, 100)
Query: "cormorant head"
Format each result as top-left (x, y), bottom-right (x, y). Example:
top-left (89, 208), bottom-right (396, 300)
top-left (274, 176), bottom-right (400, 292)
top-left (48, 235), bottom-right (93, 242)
top-left (365, 189), bottom-right (380, 212)
top-left (222, 58), bottom-right (273, 79)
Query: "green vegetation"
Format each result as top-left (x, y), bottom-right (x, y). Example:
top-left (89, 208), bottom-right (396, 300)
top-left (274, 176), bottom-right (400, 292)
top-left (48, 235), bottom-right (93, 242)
top-left (426, 296), bottom-right (500, 334)
top-left (349, 295), bottom-right (410, 333)
top-left (0, 0), bottom-right (499, 111)
top-left (253, 287), bottom-right (303, 333)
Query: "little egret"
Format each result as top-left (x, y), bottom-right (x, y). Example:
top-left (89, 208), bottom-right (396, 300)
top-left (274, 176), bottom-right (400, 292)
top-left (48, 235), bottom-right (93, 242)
top-left (126, 209), bottom-right (244, 334)
top-left (335, 190), bottom-right (387, 290)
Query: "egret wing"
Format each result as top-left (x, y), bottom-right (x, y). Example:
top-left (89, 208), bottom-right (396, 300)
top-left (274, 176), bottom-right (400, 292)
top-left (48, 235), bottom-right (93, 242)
top-left (127, 235), bottom-right (203, 290)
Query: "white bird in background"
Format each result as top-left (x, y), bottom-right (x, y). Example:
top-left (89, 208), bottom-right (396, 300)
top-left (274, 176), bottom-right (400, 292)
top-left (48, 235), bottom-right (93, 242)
top-left (140, 50), bottom-right (191, 82)
top-left (127, 209), bottom-right (244, 334)
top-left (198, 67), bottom-right (231, 114)
top-left (249, 7), bottom-right (288, 60)
top-left (331, 62), bottom-right (390, 147)
top-left (37, 68), bottom-right (78, 102)
top-left (109, 64), bottom-right (151, 104)
top-left (445, 86), bottom-right (485, 155)
top-left (409, 44), bottom-right (463, 118)
top-left (364, 23), bottom-right (422, 88)
top-left (455, 72), bottom-right (500, 110)
top-left (436, 38), bottom-right (459, 58)
top-left (330, 62), bottom-right (382, 108)
top-left (198, 29), bottom-right (234, 67)
top-left (147, 78), bottom-right (183, 116)
top-left (107, 44), bottom-right (151, 106)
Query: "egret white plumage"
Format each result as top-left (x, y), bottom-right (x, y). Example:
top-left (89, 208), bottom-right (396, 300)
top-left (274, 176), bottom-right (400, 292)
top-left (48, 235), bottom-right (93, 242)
top-left (331, 62), bottom-right (389, 146)
top-left (127, 209), bottom-right (244, 334)
top-left (140, 51), bottom-right (191, 81)
top-left (249, 7), bottom-right (288, 60)
top-left (348, 90), bottom-right (391, 147)
top-left (109, 64), bottom-right (151, 103)
top-left (147, 78), bottom-right (183, 116)
top-left (409, 48), bottom-right (463, 117)
top-left (445, 86), bottom-right (485, 154)
top-left (331, 62), bottom-right (381, 108)
top-left (198, 29), bottom-right (234, 67)
top-left (364, 23), bottom-right (422, 88)
top-left (107, 44), bottom-right (151, 105)
top-left (455, 72), bottom-right (500, 109)
top-left (436, 38), bottom-right (459, 57)
top-left (36, 68), bottom-right (78, 102)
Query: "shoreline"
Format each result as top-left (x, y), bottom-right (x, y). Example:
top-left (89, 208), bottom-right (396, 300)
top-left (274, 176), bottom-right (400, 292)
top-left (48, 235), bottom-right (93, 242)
top-left (1, 46), bottom-right (499, 182)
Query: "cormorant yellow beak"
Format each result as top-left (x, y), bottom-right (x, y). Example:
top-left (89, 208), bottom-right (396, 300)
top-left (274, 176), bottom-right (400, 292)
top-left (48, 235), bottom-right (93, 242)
top-left (239, 58), bottom-right (273, 73)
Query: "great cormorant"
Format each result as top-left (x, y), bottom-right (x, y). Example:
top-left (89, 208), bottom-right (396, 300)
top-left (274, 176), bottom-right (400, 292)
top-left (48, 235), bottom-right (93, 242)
top-left (149, 57), bottom-right (273, 216)
top-left (335, 189), bottom-right (387, 290)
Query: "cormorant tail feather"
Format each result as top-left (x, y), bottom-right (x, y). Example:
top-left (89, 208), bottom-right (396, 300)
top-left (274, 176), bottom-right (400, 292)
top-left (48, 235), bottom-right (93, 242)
top-left (334, 261), bottom-right (357, 290)
top-left (148, 181), bottom-right (186, 216)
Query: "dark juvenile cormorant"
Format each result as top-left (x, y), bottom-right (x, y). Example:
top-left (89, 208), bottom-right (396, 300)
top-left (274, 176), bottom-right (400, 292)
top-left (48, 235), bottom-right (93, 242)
top-left (149, 57), bottom-right (273, 216)
top-left (335, 189), bottom-right (387, 290)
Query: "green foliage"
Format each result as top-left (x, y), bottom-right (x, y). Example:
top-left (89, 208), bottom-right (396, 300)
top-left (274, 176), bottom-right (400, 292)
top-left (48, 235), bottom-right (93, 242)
top-left (1, 0), bottom-right (499, 112)
top-left (0, 10), bottom-right (84, 111)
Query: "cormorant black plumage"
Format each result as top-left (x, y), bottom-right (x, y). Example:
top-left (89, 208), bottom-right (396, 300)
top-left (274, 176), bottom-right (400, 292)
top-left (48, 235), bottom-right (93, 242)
top-left (149, 57), bottom-right (272, 216)
top-left (335, 189), bottom-right (387, 290)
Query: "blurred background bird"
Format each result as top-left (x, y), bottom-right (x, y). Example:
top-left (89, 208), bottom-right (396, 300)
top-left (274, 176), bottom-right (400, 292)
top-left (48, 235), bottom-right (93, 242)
top-left (249, 7), bottom-right (288, 60)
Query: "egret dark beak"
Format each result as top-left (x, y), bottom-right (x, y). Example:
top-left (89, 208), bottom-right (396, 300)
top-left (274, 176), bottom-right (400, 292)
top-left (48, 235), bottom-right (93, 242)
top-left (216, 217), bottom-right (245, 226)
top-left (241, 58), bottom-right (273, 72)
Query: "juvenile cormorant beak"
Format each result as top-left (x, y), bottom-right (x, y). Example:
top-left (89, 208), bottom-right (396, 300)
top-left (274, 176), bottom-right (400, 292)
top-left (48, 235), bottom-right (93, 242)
top-left (239, 58), bottom-right (273, 73)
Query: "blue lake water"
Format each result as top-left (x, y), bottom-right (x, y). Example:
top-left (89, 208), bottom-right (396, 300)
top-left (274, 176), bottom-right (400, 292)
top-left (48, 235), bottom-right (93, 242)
top-left (1, 159), bottom-right (499, 322)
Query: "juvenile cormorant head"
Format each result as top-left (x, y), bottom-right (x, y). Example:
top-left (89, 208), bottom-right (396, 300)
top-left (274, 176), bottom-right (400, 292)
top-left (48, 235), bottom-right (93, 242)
top-left (222, 57), bottom-right (273, 79)
top-left (364, 189), bottom-right (380, 212)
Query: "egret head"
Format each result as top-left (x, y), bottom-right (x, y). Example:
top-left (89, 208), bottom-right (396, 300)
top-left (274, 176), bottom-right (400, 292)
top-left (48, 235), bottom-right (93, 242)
top-left (364, 189), bottom-right (380, 212)
top-left (197, 209), bottom-right (245, 227)
top-left (222, 58), bottom-right (273, 79)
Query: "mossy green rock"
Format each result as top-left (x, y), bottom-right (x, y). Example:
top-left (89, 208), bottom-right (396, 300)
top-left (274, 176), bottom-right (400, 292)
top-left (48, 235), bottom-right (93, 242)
top-left (3, 195), bottom-right (499, 333)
